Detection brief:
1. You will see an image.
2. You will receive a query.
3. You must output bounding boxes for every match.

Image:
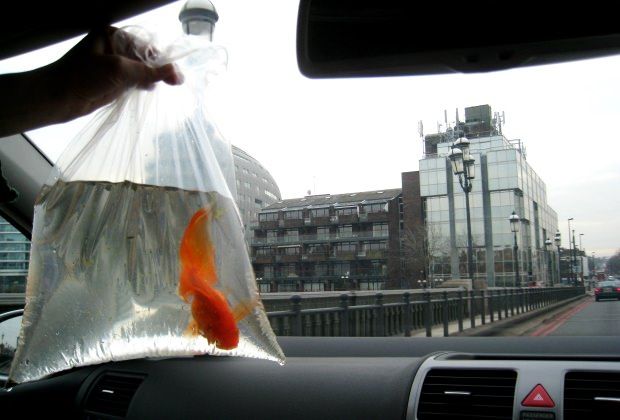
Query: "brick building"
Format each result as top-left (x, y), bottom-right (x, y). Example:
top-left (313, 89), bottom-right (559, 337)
top-left (251, 189), bottom-right (404, 292)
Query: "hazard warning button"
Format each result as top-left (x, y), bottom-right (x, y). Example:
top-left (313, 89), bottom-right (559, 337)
top-left (522, 384), bottom-right (555, 408)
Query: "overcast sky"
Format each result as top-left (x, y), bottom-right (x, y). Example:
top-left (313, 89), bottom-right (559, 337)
top-left (1, 0), bottom-right (618, 257)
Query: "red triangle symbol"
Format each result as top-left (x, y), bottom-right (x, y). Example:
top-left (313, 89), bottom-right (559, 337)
top-left (522, 384), bottom-right (555, 408)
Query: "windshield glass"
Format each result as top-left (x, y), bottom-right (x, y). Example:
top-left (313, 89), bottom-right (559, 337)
top-left (0, 0), bottom-right (619, 343)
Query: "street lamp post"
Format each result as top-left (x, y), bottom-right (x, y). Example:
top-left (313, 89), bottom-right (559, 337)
top-left (579, 233), bottom-right (585, 285)
top-left (545, 238), bottom-right (553, 287)
top-left (572, 230), bottom-right (577, 285)
top-left (341, 272), bottom-right (350, 290)
top-left (554, 231), bottom-right (561, 285)
top-left (448, 137), bottom-right (476, 287)
top-left (567, 218), bottom-right (574, 284)
top-left (509, 211), bottom-right (521, 287)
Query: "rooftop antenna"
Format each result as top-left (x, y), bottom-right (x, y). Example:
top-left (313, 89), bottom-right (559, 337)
top-left (444, 109), bottom-right (448, 127)
top-left (494, 111), bottom-right (505, 135)
top-left (418, 120), bottom-right (424, 138)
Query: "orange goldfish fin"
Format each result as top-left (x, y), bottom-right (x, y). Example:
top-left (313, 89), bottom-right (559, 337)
top-left (179, 207), bottom-right (218, 287)
top-left (231, 298), bottom-right (259, 323)
top-left (184, 317), bottom-right (200, 336)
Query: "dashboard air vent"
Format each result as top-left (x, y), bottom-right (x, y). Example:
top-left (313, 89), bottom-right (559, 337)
top-left (417, 368), bottom-right (517, 420)
top-left (84, 372), bottom-right (145, 418)
top-left (565, 371), bottom-right (620, 420)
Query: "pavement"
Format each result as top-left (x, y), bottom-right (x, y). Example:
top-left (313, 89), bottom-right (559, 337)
top-left (408, 293), bottom-right (591, 338)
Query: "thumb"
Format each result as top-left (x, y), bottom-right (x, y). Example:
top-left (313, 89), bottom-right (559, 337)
top-left (117, 58), bottom-right (183, 89)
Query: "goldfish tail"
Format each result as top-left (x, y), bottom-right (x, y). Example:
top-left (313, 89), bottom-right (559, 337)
top-left (231, 298), bottom-right (259, 323)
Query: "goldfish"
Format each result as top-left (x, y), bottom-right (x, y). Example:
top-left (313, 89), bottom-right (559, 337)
top-left (179, 206), bottom-right (256, 350)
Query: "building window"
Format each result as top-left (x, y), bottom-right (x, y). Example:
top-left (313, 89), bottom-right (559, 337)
top-left (317, 227), bottom-right (330, 240)
top-left (279, 264), bottom-right (297, 277)
top-left (284, 229), bottom-right (299, 241)
top-left (334, 242), bottom-right (356, 253)
top-left (362, 203), bottom-right (387, 213)
top-left (307, 244), bottom-right (327, 255)
top-left (372, 223), bottom-right (389, 238)
top-left (310, 208), bottom-right (329, 217)
top-left (263, 265), bottom-right (274, 278)
top-left (282, 246), bottom-right (300, 255)
top-left (332, 262), bottom-right (350, 276)
top-left (266, 230), bottom-right (277, 243)
top-left (338, 225), bottom-right (353, 238)
top-left (284, 210), bottom-right (302, 220)
top-left (315, 263), bottom-right (328, 276)
top-left (363, 241), bottom-right (387, 251)
top-left (303, 282), bottom-right (324, 292)
top-left (259, 212), bottom-right (278, 222)
top-left (256, 247), bottom-right (272, 256)
top-left (336, 207), bottom-right (356, 216)
top-left (265, 190), bottom-right (278, 200)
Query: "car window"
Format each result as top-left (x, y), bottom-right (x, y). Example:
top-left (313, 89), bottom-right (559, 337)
top-left (0, 313), bottom-right (21, 377)
top-left (0, 0), bottom-right (619, 345)
top-left (0, 217), bottom-right (29, 293)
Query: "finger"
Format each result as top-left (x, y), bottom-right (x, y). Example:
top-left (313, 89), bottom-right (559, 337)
top-left (160, 63), bottom-right (184, 86)
top-left (115, 57), bottom-right (181, 89)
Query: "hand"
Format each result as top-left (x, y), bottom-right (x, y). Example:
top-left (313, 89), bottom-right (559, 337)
top-left (51, 26), bottom-right (184, 121)
top-left (0, 26), bottom-right (184, 137)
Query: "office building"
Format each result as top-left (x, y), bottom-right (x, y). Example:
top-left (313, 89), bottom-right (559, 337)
top-left (0, 216), bottom-right (30, 293)
top-left (419, 105), bottom-right (559, 287)
top-left (232, 145), bottom-right (282, 243)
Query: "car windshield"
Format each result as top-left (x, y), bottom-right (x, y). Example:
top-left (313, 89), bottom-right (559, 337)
top-left (0, 0), bottom-right (619, 354)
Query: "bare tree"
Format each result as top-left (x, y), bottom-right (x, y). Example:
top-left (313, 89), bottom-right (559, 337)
top-left (607, 249), bottom-right (620, 275)
top-left (401, 223), bottom-right (449, 286)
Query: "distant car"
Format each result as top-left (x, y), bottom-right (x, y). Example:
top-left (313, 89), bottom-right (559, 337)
top-left (594, 281), bottom-right (620, 301)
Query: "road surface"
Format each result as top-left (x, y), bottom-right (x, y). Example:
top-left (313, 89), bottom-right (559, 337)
top-left (532, 296), bottom-right (620, 336)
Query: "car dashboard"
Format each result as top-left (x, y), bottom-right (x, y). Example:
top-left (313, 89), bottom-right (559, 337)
top-left (3, 336), bottom-right (620, 419)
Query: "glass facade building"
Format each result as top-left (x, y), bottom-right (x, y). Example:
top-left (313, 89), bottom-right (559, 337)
top-left (232, 146), bottom-right (282, 245)
top-left (420, 112), bottom-right (559, 287)
top-left (0, 216), bottom-right (30, 293)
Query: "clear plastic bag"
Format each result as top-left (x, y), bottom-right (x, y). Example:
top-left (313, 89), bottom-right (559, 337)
top-left (9, 28), bottom-right (284, 383)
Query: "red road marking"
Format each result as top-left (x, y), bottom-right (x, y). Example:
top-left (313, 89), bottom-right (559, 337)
top-left (530, 299), bottom-right (593, 336)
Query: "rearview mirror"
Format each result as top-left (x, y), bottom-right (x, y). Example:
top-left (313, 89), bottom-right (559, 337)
top-left (297, 0), bottom-right (620, 78)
